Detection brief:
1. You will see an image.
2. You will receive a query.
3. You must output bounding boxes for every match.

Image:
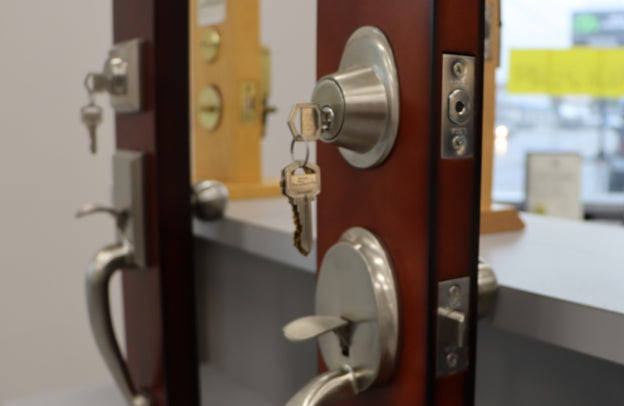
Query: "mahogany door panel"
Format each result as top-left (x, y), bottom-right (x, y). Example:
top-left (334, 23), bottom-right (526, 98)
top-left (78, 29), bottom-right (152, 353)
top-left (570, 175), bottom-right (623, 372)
top-left (113, 1), bottom-right (199, 405)
top-left (317, 1), bottom-right (483, 405)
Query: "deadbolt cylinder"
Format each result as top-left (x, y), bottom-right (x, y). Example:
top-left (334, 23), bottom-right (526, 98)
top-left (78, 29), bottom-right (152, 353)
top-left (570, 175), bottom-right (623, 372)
top-left (312, 67), bottom-right (388, 153)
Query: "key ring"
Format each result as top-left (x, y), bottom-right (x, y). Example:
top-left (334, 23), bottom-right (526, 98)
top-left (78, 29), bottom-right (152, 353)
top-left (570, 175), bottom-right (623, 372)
top-left (290, 137), bottom-right (310, 168)
top-left (83, 73), bottom-right (96, 105)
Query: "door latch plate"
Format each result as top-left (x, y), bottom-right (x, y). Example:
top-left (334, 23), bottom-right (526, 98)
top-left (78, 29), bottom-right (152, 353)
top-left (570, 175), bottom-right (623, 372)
top-left (437, 276), bottom-right (470, 376)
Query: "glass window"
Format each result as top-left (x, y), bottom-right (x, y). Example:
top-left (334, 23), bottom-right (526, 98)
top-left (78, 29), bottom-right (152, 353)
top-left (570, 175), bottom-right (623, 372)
top-left (494, 0), bottom-right (624, 218)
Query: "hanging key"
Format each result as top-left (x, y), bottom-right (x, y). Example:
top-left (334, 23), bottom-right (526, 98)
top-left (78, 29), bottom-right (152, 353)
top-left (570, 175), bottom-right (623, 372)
top-left (281, 160), bottom-right (321, 256)
top-left (81, 103), bottom-right (103, 154)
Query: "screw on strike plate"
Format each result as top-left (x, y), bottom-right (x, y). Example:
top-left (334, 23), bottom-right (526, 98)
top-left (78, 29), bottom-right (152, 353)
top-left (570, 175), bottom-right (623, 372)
top-left (452, 60), bottom-right (467, 78)
top-left (448, 284), bottom-right (462, 308)
top-left (446, 352), bottom-right (459, 368)
top-left (451, 134), bottom-right (468, 156)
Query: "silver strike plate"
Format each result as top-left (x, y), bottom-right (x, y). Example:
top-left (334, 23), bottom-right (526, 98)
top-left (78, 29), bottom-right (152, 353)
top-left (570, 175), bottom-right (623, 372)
top-left (441, 54), bottom-right (476, 159)
top-left (437, 276), bottom-right (470, 377)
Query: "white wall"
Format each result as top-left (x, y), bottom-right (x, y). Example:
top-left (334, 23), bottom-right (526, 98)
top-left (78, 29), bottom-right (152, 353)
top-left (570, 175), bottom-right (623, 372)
top-left (0, 0), bottom-right (317, 402)
top-left (0, 0), bottom-right (123, 402)
top-left (260, 0), bottom-right (317, 177)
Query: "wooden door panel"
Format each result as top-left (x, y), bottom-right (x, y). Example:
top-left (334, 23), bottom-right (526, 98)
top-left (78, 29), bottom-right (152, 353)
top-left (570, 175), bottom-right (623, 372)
top-left (113, 1), bottom-right (199, 405)
top-left (433, 1), bottom-right (483, 404)
top-left (317, 1), bottom-right (483, 405)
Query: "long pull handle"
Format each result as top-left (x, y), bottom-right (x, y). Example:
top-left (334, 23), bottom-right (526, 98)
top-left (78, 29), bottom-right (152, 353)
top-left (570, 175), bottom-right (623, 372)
top-left (86, 242), bottom-right (150, 406)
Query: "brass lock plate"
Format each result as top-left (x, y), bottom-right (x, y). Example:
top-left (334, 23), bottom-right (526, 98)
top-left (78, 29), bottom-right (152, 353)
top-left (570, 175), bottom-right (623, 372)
top-left (199, 28), bottom-right (221, 63)
top-left (240, 82), bottom-right (258, 124)
top-left (198, 85), bottom-right (222, 131)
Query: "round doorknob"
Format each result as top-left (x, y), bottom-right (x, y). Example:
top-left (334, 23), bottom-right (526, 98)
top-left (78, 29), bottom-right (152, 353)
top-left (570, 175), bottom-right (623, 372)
top-left (191, 180), bottom-right (228, 221)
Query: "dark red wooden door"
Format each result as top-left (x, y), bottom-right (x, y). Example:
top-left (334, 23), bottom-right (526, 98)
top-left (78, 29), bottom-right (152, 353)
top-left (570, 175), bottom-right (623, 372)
top-left (113, 2), bottom-right (199, 405)
top-left (317, 1), bottom-right (483, 405)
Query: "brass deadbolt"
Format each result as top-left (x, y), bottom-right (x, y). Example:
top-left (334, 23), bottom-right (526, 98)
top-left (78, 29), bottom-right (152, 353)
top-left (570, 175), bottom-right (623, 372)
top-left (199, 29), bottom-right (221, 63)
top-left (198, 86), bottom-right (222, 131)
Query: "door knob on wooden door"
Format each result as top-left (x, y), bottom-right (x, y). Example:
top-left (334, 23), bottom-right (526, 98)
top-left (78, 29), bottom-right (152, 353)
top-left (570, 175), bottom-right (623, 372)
top-left (288, 26), bottom-right (400, 169)
top-left (191, 179), bottom-right (229, 221)
top-left (283, 227), bottom-right (399, 406)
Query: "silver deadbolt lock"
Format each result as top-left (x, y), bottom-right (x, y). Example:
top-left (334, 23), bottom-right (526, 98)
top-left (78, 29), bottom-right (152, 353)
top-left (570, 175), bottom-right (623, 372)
top-left (283, 227), bottom-right (399, 405)
top-left (288, 26), bottom-right (400, 169)
top-left (80, 39), bottom-right (145, 154)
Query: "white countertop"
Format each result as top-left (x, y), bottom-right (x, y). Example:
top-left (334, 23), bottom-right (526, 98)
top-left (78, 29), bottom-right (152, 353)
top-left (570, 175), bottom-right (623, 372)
top-left (194, 197), bottom-right (624, 365)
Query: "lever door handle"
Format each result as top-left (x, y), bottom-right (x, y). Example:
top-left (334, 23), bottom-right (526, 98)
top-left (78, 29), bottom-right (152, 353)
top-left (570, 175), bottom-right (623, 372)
top-left (79, 150), bottom-right (148, 405)
top-left (86, 242), bottom-right (150, 406)
top-left (283, 315), bottom-right (349, 342)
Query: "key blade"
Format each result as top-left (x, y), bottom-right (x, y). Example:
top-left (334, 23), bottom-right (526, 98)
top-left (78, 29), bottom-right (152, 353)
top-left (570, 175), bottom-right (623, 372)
top-left (294, 195), bottom-right (313, 256)
top-left (89, 127), bottom-right (97, 154)
top-left (288, 197), bottom-right (303, 245)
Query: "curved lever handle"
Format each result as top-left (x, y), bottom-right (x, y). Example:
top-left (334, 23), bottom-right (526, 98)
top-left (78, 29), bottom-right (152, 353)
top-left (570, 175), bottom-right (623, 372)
top-left (283, 315), bottom-right (349, 342)
top-left (77, 204), bottom-right (128, 236)
top-left (285, 365), bottom-right (373, 406)
top-left (86, 242), bottom-right (150, 406)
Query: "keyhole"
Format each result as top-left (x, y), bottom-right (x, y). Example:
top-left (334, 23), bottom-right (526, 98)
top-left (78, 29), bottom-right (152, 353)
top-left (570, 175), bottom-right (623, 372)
top-left (341, 346), bottom-right (350, 357)
top-left (455, 100), bottom-right (466, 115)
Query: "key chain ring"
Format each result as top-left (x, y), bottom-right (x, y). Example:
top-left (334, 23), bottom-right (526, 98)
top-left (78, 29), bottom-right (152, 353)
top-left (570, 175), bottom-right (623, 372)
top-left (290, 137), bottom-right (310, 168)
top-left (83, 73), bottom-right (96, 105)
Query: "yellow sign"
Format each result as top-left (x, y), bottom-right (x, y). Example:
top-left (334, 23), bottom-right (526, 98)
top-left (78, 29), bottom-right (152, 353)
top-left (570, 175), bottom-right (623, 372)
top-left (508, 48), bottom-right (624, 97)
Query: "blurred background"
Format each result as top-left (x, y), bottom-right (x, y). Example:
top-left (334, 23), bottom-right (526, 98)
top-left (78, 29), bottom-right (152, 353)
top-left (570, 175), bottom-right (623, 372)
top-left (1, 0), bottom-right (623, 402)
top-left (492, 0), bottom-right (624, 219)
top-left (0, 0), bottom-right (315, 402)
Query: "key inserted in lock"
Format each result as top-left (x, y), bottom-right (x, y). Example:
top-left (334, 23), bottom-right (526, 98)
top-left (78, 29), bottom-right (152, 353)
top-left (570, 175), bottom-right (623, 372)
top-left (287, 26), bottom-right (400, 169)
top-left (80, 39), bottom-right (144, 154)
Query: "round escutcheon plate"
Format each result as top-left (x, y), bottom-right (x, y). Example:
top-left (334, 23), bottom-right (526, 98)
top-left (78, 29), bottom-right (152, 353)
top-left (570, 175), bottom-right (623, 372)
top-left (336, 26), bottom-right (400, 169)
top-left (315, 227), bottom-right (399, 391)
